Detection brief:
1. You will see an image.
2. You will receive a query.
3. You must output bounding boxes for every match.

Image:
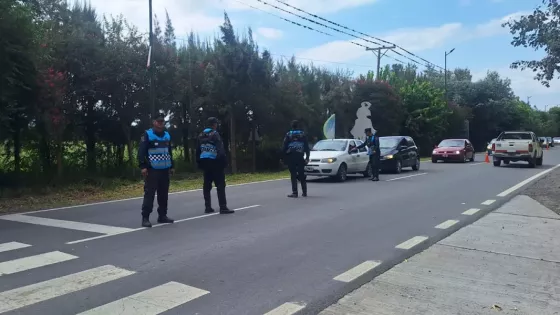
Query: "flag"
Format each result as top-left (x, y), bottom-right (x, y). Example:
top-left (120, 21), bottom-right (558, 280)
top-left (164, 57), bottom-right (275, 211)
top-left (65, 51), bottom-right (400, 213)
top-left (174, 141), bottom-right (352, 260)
top-left (323, 114), bottom-right (335, 139)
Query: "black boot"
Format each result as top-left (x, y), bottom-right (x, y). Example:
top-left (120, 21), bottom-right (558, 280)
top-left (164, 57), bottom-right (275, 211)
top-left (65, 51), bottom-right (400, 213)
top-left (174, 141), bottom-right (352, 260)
top-left (219, 205), bottom-right (235, 214)
top-left (142, 217), bottom-right (152, 228)
top-left (157, 216), bottom-right (174, 224)
top-left (287, 193), bottom-right (298, 198)
top-left (205, 207), bottom-right (215, 213)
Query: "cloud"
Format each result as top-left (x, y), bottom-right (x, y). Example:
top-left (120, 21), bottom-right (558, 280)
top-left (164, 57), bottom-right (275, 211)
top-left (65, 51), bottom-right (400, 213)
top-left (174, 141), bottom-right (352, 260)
top-left (256, 27), bottom-right (283, 39)
top-left (296, 11), bottom-right (528, 64)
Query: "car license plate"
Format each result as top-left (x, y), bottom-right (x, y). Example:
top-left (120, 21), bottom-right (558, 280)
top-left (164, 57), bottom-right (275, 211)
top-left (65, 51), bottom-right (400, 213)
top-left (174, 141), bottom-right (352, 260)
top-left (507, 149), bottom-right (516, 153)
top-left (443, 154), bottom-right (448, 157)
top-left (304, 166), bottom-right (314, 172)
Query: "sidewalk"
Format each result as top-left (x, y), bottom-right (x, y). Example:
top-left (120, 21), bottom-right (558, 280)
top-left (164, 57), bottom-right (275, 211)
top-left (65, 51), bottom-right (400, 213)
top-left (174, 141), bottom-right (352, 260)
top-left (320, 194), bottom-right (560, 315)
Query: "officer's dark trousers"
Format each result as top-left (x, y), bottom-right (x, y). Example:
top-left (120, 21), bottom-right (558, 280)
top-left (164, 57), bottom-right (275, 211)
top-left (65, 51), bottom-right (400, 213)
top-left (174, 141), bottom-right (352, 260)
top-left (200, 160), bottom-right (227, 208)
top-left (141, 169), bottom-right (170, 218)
top-left (369, 154), bottom-right (380, 179)
top-left (287, 156), bottom-right (307, 194)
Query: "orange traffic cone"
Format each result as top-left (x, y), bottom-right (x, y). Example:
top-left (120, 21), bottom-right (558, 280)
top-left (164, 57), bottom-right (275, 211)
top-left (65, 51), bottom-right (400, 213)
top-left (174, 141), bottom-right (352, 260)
top-left (547, 144), bottom-right (549, 150)
top-left (485, 153), bottom-right (490, 163)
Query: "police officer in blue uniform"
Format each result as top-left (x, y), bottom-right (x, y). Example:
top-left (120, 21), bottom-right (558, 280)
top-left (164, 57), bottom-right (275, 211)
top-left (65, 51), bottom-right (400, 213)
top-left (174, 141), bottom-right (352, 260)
top-left (138, 113), bottom-right (175, 227)
top-left (196, 117), bottom-right (234, 214)
top-left (356, 127), bottom-right (380, 181)
top-left (283, 120), bottom-right (310, 198)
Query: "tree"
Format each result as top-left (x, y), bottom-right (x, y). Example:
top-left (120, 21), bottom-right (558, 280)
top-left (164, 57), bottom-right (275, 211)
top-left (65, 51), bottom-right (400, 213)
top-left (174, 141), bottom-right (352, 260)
top-left (503, 0), bottom-right (560, 87)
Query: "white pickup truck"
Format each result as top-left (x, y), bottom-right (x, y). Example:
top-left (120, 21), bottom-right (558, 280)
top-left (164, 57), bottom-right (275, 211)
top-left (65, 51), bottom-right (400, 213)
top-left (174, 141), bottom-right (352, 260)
top-left (492, 131), bottom-right (543, 167)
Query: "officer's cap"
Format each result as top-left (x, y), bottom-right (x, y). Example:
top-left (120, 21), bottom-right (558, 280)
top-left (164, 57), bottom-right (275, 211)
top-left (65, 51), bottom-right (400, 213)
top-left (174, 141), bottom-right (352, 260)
top-left (364, 128), bottom-right (372, 133)
top-left (154, 113), bottom-right (165, 122)
top-left (291, 120), bottom-right (299, 129)
top-left (207, 117), bottom-right (219, 126)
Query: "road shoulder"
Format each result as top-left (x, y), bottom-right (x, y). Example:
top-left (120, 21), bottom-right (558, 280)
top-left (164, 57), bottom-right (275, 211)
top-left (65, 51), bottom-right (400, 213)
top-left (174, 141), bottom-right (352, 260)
top-left (319, 192), bottom-right (560, 315)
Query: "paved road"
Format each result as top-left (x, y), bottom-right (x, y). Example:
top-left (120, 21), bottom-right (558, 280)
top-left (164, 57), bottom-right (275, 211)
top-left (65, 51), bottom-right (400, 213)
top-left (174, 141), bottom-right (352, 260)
top-left (1, 150), bottom-right (559, 315)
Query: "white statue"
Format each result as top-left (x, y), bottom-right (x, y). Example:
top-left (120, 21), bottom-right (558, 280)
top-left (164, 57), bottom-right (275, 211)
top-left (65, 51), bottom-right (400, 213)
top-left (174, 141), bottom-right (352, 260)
top-left (350, 101), bottom-right (374, 141)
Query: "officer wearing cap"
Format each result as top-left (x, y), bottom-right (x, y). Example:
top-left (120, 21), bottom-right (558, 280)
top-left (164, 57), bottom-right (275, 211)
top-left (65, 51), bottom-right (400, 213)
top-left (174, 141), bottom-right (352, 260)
top-left (283, 120), bottom-right (310, 198)
top-left (355, 127), bottom-right (380, 181)
top-left (196, 117), bottom-right (234, 214)
top-left (138, 113), bottom-right (175, 227)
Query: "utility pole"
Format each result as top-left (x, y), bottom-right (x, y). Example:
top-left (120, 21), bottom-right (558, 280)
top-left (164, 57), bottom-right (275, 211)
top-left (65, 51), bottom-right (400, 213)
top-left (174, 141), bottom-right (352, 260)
top-left (444, 48), bottom-right (455, 106)
top-left (366, 45), bottom-right (396, 80)
top-left (148, 0), bottom-right (155, 119)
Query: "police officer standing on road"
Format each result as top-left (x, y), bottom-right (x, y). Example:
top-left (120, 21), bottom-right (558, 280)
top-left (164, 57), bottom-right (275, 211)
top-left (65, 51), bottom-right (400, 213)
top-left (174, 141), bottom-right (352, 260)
top-left (283, 120), bottom-right (310, 198)
top-left (196, 117), bottom-right (235, 214)
top-left (138, 113), bottom-right (175, 227)
top-left (356, 127), bottom-right (380, 181)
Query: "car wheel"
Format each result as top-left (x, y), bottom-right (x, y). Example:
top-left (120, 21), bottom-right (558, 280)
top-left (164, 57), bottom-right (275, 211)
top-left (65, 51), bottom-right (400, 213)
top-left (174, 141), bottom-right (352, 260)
top-left (528, 157), bottom-right (536, 168)
top-left (336, 163), bottom-right (348, 181)
top-left (536, 155), bottom-right (543, 166)
top-left (493, 159), bottom-right (501, 167)
top-left (412, 158), bottom-right (420, 171)
top-left (395, 159), bottom-right (402, 174)
top-left (462, 154), bottom-right (468, 163)
top-left (432, 157), bottom-right (437, 163)
top-left (363, 162), bottom-right (373, 177)
top-left (470, 153), bottom-right (475, 162)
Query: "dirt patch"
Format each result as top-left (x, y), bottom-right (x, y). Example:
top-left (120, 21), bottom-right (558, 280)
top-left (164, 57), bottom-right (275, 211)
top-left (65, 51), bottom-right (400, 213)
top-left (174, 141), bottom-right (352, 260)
top-left (523, 167), bottom-right (560, 215)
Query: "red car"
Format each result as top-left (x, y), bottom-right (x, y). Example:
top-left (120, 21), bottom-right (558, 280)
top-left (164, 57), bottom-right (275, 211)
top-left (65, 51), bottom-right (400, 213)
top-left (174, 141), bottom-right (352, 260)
top-left (432, 139), bottom-right (475, 163)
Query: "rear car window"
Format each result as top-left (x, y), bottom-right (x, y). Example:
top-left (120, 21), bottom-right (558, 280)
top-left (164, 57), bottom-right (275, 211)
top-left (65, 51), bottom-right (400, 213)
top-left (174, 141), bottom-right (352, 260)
top-left (500, 133), bottom-right (532, 140)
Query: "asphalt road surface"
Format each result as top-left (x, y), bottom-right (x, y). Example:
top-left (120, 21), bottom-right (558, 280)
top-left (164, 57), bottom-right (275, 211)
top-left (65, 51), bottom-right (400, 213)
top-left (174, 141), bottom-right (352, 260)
top-left (1, 150), bottom-right (560, 315)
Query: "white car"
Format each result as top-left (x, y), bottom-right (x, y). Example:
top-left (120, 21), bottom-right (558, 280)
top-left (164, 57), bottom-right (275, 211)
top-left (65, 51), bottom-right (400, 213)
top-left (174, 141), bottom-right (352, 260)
top-left (492, 131), bottom-right (543, 167)
top-left (305, 139), bottom-right (373, 181)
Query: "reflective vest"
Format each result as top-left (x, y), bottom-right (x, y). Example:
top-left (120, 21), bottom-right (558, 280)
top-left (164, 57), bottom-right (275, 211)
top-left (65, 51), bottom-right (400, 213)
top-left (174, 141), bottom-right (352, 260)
top-left (286, 130), bottom-right (305, 154)
top-left (199, 128), bottom-right (218, 160)
top-left (146, 129), bottom-right (172, 169)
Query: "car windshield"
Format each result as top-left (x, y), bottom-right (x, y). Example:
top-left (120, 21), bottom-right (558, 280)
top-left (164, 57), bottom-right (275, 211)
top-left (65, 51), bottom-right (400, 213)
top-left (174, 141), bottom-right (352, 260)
top-left (312, 140), bottom-right (347, 151)
top-left (379, 137), bottom-right (400, 149)
top-left (438, 139), bottom-right (464, 147)
top-left (500, 133), bottom-right (532, 140)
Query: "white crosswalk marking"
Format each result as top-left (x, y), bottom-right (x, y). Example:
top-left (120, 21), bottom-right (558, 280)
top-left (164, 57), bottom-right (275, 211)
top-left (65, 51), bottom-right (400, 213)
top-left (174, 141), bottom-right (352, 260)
top-left (0, 242), bottom-right (31, 253)
top-left (0, 265), bottom-right (135, 314)
top-left (0, 214), bottom-right (134, 235)
top-left (0, 251), bottom-right (78, 276)
top-left (77, 281), bottom-right (209, 315)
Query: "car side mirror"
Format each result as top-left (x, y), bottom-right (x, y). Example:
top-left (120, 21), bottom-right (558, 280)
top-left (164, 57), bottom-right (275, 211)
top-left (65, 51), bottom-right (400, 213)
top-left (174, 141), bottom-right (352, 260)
top-left (399, 145), bottom-right (407, 150)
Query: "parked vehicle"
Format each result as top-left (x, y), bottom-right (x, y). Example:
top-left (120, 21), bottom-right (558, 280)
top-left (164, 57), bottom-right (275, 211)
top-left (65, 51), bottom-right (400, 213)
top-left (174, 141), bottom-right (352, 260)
top-left (546, 137), bottom-right (554, 147)
top-left (539, 137), bottom-right (549, 148)
top-left (492, 131), bottom-right (543, 167)
top-left (378, 136), bottom-right (420, 174)
top-left (304, 139), bottom-right (372, 181)
top-left (432, 138), bottom-right (475, 163)
top-left (487, 138), bottom-right (497, 156)
top-left (554, 137), bottom-right (560, 144)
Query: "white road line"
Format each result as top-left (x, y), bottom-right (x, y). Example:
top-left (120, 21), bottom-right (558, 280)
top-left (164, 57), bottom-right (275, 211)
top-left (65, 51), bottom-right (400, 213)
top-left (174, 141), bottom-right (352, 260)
top-left (0, 214), bottom-right (134, 235)
top-left (497, 164), bottom-right (560, 197)
top-left (434, 220), bottom-right (459, 230)
top-left (5, 178), bottom-right (287, 216)
top-left (469, 162), bottom-right (485, 166)
top-left (76, 281), bottom-right (209, 315)
top-left (0, 251), bottom-right (78, 276)
top-left (0, 265), bottom-right (135, 314)
top-left (333, 260), bottom-right (382, 283)
top-left (462, 208), bottom-right (480, 216)
top-left (264, 302), bottom-right (306, 315)
top-left (385, 173), bottom-right (427, 181)
top-left (0, 242), bottom-right (31, 253)
top-left (66, 205), bottom-right (261, 245)
top-left (481, 199), bottom-right (495, 205)
top-left (395, 236), bottom-right (428, 250)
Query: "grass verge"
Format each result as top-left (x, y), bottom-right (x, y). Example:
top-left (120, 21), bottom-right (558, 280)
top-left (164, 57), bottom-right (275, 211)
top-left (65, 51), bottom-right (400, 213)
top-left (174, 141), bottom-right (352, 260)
top-left (0, 170), bottom-right (290, 214)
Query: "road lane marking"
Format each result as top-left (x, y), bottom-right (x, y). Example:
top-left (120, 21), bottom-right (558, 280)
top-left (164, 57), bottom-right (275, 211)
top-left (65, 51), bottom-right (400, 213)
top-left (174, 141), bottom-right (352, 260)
top-left (462, 208), bottom-right (480, 215)
top-left (333, 260), bottom-right (382, 283)
top-left (0, 251), bottom-right (78, 276)
top-left (395, 236), bottom-right (428, 250)
top-left (0, 265), bottom-right (135, 314)
top-left (0, 242), bottom-right (31, 253)
top-left (385, 173), bottom-right (427, 181)
top-left (66, 205), bottom-right (261, 244)
top-left (469, 162), bottom-right (485, 166)
top-left (4, 178), bottom-right (287, 216)
top-left (76, 281), bottom-right (209, 315)
top-left (497, 164), bottom-right (560, 197)
top-left (481, 200), bottom-right (495, 205)
top-left (264, 302), bottom-right (306, 315)
top-left (0, 214), bottom-right (134, 235)
top-left (434, 220), bottom-right (459, 229)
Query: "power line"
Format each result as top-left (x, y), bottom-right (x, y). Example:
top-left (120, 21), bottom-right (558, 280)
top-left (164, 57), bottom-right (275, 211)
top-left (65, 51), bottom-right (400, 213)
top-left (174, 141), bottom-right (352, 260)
top-left (252, 0), bottom-right (429, 69)
top-left (272, 0), bottom-right (444, 71)
top-left (232, 0), bottom-right (408, 65)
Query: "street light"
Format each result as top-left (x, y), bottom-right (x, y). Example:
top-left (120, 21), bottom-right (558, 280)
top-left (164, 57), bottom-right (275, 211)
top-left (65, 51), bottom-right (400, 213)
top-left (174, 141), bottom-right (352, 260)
top-left (444, 48), bottom-right (455, 106)
top-left (148, 0), bottom-right (155, 119)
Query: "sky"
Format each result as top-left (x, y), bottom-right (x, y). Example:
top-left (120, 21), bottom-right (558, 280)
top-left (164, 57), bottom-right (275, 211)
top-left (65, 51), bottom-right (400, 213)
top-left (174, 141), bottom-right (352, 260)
top-left (88, 0), bottom-right (558, 110)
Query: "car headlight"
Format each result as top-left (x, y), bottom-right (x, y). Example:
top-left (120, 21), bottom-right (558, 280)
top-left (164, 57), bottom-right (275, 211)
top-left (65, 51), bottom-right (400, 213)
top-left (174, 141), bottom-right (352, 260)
top-left (321, 158), bottom-right (337, 163)
top-left (432, 150), bottom-right (437, 154)
top-left (384, 154), bottom-right (394, 159)
top-left (455, 151), bottom-right (460, 154)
